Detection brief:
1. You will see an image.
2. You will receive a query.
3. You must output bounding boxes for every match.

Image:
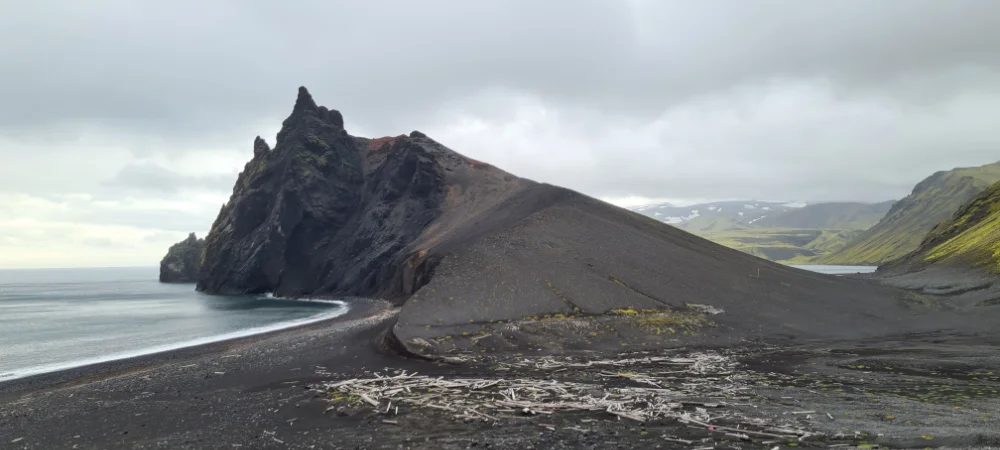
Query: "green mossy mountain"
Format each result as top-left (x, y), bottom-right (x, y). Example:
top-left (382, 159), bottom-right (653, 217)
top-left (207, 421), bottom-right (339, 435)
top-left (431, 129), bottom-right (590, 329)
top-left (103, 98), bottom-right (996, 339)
top-left (882, 180), bottom-right (1000, 276)
top-left (698, 228), bottom-right (865, 263)
top-left (818, 162), bottom-right (1000, 265)
top-left (159, 233), bottom-right (205, 283)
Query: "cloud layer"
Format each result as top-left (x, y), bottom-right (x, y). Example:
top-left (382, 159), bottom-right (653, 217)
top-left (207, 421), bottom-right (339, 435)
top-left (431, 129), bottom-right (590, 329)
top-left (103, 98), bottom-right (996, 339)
top-left (2, 0), bottom-right (1000, 267)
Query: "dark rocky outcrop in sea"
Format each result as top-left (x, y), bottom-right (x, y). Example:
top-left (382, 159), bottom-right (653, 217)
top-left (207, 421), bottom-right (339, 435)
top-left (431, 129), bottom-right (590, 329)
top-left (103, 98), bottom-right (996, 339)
top-left (159, 233), bottom-right (204, 283)
top-left (195, 87), bottom-right (944, 357)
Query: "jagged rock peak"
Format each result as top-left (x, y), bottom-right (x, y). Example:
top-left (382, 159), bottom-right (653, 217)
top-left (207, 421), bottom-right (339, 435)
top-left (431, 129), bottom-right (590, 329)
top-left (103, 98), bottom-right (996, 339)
top-left (277, 86), bottom-right (345, 142)
top-left (293, 86), bottom-right (318, 113)
top-left (285, 86), bottom-right (344, 129)
top-left (409, 130), bottom-right (428, 139)
top-left (253, 136), bottom-right (270, 157)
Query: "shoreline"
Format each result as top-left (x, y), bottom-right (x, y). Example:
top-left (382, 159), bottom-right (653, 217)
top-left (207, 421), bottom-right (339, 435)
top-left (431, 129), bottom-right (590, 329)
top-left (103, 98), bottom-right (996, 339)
top-left (0, 298), bottom-right (351, 384)
top-left (0, 297), bottom-right (390, 397)
top-left (2, 294), bottom-right (999, 448)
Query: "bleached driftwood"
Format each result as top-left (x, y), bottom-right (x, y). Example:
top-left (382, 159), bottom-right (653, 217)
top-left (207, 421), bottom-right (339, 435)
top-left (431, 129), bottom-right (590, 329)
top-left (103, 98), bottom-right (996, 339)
top-left (320, 350), bottom-right (817, 441)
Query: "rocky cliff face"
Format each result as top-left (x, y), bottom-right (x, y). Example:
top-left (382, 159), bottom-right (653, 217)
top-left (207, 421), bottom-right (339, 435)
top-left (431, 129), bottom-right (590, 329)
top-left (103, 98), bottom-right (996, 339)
top-left (159, 233), bottom-right (205, 283)
top-left (197, 87), bottom-right (536, 299)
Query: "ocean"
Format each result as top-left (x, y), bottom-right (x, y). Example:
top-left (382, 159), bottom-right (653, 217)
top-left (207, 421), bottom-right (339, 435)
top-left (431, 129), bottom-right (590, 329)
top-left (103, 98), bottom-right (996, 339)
top-left (0, 267), bottom-right (347, 382)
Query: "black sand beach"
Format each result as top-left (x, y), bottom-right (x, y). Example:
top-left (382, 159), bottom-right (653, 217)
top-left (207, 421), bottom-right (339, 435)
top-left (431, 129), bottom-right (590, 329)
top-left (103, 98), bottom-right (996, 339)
top-left (3, 294), bottom-right (1000, 449)
top-left (0, 300), bottom-right (412, 449)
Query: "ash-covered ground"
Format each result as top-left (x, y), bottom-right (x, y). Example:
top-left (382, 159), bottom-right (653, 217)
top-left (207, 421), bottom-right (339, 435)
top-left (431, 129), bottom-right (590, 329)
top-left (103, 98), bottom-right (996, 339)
top-left (4, 301), bottom-right (996, 450)
top-left (317, 335), bottom-right (1000, 449)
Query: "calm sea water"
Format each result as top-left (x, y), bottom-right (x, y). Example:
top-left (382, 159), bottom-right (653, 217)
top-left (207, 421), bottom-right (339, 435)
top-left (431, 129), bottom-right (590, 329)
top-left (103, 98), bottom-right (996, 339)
top-left (791, 265), bottom-right (878, 275)
top-left (0, 267), bottom-right (347, 381)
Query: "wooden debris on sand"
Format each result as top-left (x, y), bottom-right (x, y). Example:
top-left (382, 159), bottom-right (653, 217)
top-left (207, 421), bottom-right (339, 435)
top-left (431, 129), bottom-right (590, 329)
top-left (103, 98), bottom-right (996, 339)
top-left (321, 350), bottom-right (820, 440)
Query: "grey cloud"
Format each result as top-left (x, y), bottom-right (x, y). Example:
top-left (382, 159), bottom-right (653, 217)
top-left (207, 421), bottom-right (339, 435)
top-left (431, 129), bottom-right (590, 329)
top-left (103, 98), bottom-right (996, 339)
top-left (2, 0), bottom-right (1000, 211)
top-left (105, 163), bottom-right (234, 194)
top-left (0, 1), bottom-right (635, 139)
top-left (85, 237), bottom-right (121, 248)
top-left (3, 1), bottom-right (999, 140)
top-left (428, 80), bottom-right (1000, 203)
top-left (4, 192), bottom-right (215, 233)
top-left (75, 207), bottom-right (213, 234)
top-left (143, 231), bottom-right (197, 244)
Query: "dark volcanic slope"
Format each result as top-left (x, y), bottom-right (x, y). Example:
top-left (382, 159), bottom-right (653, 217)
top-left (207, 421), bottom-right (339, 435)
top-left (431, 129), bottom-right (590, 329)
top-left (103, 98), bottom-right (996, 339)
top-left (392, 194), bottom-right (932, 355)
top-left (199, 87), bottom-right (537, 299)
top-left (200, 88), bottom-right (955, 357)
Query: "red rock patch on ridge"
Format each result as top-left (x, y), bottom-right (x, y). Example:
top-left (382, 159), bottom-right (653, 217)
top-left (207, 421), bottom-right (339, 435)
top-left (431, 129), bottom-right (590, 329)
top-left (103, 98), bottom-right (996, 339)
top-left (368, 135), bottom-right (408, 152)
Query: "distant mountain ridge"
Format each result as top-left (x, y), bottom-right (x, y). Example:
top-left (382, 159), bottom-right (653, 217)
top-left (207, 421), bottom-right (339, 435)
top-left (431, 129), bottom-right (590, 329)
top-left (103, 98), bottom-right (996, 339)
top-left (629, 200), bottom-right (892, 263)
top-left (631, 200), bottom-right (803, 232)
top-left (819, 161), bottom-right (1000, 265)
top-left (753, 201), bottom-right (894, 230)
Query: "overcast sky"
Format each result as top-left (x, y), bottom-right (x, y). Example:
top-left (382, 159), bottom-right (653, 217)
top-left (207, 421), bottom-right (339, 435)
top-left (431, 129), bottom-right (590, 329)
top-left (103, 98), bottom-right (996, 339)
top-left (2, 0), bottom-right (1000, 268)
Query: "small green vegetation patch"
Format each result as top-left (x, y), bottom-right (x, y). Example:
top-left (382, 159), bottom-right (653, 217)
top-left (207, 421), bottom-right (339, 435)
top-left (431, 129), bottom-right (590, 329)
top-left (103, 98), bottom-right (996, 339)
top-left (610, 308), bottom-right (713, 335)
